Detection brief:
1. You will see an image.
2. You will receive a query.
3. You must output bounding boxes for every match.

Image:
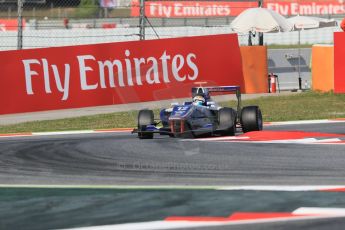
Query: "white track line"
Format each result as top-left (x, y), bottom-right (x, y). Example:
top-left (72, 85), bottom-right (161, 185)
top-left (0, 184), bottom-right (218, 189)
top-left (265, 119), bottom-right (345, 126)
top-left (0, 184), bottom-right (345, 191)
top-left (186, 138), bottom-right (345, 145)
top-left (61, 221), bottom-right (223, 230)
top-left (216, 185), bottom-right (345, 191)
top-left (185, 136), bottom-right (249, 141)
top-left (0, 129), bottom-right (131, 138)
top-left (233, 138), bottom-right (344, 145)
top-left (293, 207), bottom-right (345, 216)
top-left (32, 130), bottom-right (95, 136)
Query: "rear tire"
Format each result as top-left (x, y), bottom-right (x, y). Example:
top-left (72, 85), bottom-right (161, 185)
top-left (240, 106), bottom-right (263, 133)
top-left (218, 107), bottom-right (237, 136)
top-left (138, 109), bottom-right (154, 139)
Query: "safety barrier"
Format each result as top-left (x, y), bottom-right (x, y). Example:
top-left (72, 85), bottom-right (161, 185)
top-left (334, 32), bottom-right (345, 93)
top-left (0, 34), bottom-right (245, 115)
top-left (240, 46), bottom-right (268, 94)
top-left (311, 34), bottom-right (345, 94)
top-left (311, 45), bottom-right (334, 92)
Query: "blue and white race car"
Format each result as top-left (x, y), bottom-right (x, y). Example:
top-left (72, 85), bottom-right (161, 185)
top-left (133, 86), bottom-right (263, 139)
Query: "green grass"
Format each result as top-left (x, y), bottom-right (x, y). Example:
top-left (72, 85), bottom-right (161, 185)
top-left (1, 91), bottom-right (345, 134)
top-left (267, 44), bottom-right (313, 49)
top-left (0, 7), bottom-right (131, 19)
top-left (223, 91), bottom-right (345, 122)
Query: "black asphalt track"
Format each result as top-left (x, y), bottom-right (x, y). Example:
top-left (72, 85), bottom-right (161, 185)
top-left (0, 122), bottom-right (345, 186)
top-left (0, 122), bottom-right (345, 230)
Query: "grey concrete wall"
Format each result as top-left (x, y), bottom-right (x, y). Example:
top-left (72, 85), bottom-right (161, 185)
top-left (268, 48), bottom-right (312, 91)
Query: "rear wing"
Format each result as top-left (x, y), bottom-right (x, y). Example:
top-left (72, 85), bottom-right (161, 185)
top-left (192, 85), bottom-right (241, 109)
top-left (204, 86), bottom-right (240, 92)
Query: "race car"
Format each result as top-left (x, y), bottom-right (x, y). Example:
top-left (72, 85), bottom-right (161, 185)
top-left (133, 86), bottom-right (263, 139)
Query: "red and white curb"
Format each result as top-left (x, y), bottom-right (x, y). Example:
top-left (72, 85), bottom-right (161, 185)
top-left (191, 130), bottom-right (345, 145)
top-left (0, 128), bottom-right (133, 138)
top-left (62, 207), bottom-right (345, 230)
top-left (265, 118), bottom-right (345, 126)
top-left (0, 118), bottom-right (345, 139)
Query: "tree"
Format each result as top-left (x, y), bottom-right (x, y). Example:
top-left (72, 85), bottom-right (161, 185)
top-left (76, 0), bottom-right (99, 18)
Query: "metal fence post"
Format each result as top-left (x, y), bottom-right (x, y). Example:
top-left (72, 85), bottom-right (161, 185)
top-left (258, 0), bottom-right (264, 45)
top-left (139, 0), bottom-right (145, 40)
top-left (17, 0), bottom-right (23, 50)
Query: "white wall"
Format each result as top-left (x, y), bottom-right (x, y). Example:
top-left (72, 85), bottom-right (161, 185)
top-left (0, 25), bottom-right (342, 51)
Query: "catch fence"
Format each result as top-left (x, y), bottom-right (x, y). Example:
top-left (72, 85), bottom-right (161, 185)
top-left (0, 0), bottom-right (343, 50)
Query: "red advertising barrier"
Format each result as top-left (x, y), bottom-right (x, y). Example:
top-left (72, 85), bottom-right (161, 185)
top-left (131, 0), bottom-right (345, 17)
top-left (0, 34), bottom-right (244, 115)
top-left (131, 1), bottom-right (257, 17)
top-left (266, 1), bottom-right (345, 16)
top-left (0, 19), bottom-right (25, 31)
top-left (334, 32), bottom-right (345, 94)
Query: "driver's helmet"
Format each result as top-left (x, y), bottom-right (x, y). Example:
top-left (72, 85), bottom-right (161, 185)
top-left (193, 95), bottom-right (206, 106)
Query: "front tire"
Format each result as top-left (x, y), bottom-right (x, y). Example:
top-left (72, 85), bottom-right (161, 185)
top-left (240, 106), bottom-right (263, 133)
top-left (218, 107), bottom-right (237, 136)
top-left (138, 109), bottom-right (154, 139)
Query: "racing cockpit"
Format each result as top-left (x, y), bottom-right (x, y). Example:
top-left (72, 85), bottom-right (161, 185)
top-left (191, 86), bottom-right (242, 112)
top-left (191, 87), bottom-right (211, 101)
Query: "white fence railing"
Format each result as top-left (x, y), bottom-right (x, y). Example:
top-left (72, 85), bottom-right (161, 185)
top-left (0, 24), bottom-right (342, 51)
